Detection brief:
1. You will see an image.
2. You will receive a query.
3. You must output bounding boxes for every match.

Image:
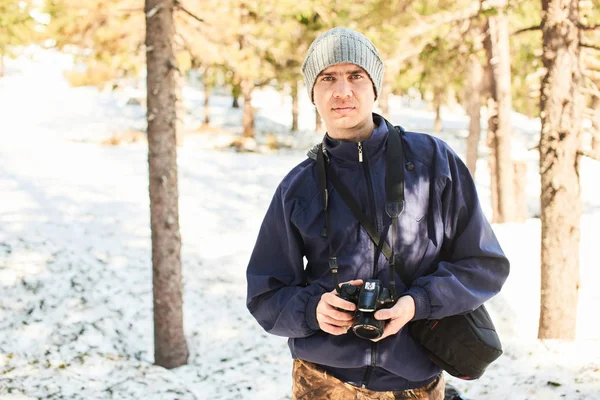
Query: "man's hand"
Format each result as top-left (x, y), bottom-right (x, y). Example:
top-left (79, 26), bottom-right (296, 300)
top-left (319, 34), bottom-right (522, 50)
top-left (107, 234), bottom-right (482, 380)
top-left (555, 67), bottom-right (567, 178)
top-left (316, 280), bottom-right (363, 335)
top-left (370, 295), bottom-right (416, 342)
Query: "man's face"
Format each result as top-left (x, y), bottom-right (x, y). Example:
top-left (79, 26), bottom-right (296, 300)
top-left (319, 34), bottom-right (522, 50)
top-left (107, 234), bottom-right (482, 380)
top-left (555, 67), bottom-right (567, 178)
top-left (312, 63), bottom-right (376, 138)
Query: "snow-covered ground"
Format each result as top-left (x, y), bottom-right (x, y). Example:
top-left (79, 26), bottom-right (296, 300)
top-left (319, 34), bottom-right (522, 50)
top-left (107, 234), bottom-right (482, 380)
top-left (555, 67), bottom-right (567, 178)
top-left (0, 49), bottom-right (599, 399)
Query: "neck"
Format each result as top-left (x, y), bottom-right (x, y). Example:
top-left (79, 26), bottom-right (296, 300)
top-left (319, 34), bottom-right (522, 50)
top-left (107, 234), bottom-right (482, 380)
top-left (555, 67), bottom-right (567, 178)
top-left (326, 118), bottom-right (377, 143)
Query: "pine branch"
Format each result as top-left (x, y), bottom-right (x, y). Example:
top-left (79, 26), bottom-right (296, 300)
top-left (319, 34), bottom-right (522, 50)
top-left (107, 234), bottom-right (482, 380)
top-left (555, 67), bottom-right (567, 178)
top-left (513, 25), bottom-right (542, 35)
top-left (174, 0), bottom-right (205, 24)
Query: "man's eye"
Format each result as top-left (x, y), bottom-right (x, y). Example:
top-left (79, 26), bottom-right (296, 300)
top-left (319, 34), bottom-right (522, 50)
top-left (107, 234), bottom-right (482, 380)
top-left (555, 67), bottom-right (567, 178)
top-left (351, 74), bottom-right (362, 79)
top-left (322, 76), bottom-right (334, 81)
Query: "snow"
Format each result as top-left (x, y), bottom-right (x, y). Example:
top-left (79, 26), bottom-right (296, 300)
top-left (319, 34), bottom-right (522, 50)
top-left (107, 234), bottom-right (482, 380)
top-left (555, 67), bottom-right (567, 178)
top-left (1, 48), bottom-right (599, 400)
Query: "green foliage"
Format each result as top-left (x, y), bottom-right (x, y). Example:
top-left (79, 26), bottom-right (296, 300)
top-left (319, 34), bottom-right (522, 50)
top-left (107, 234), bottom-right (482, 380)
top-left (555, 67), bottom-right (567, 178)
top-left (44, 0), bottom-right (145, 87)
top-left (0, 0), bottom-right (37, 60)
top-left (509, 0), bottom-right (543, 117)
top-left (38, 0), bottom-right (593, 119)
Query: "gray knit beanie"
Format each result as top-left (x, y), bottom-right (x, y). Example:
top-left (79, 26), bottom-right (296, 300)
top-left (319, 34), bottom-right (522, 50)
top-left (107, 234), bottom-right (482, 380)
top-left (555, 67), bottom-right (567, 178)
top-left (302, 27), bottom-right (384, 102)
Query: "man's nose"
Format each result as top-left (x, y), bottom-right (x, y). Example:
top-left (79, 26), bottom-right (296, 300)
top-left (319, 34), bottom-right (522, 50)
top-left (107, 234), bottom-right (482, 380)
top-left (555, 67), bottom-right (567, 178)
top-left (333, 79), bottom-right (352, 98)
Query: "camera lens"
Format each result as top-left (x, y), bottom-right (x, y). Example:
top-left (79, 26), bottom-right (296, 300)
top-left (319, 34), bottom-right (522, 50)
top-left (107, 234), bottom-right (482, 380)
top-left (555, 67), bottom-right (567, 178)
top-left (352, 313), bottom-right (384, 340)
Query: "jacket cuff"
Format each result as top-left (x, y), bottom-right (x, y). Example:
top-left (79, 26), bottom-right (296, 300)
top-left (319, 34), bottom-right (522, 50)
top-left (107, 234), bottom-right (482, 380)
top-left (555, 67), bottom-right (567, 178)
top-left (305, 289), bottom-right (326, 331)
top-left (404, 286), bottom-right (431, 321)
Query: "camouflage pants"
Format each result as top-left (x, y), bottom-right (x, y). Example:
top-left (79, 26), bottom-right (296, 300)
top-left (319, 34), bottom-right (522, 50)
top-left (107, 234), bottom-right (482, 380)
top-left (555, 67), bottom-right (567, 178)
top-left (292, 359), bottom-right (445, 400)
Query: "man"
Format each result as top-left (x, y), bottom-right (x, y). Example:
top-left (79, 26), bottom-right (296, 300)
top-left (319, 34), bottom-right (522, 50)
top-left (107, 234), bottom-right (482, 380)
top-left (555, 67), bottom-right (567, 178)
top-left (246, 27), bottom-right (509, 399)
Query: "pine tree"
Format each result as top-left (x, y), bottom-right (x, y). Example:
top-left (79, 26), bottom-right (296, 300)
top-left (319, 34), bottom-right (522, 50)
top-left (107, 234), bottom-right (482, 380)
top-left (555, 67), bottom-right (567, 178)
top-left (145, 0), bottom-right (188, 366)
top-left (538, 0), bottom-right (584, 340)
top-left (483, 0), bottom-right (515, 223)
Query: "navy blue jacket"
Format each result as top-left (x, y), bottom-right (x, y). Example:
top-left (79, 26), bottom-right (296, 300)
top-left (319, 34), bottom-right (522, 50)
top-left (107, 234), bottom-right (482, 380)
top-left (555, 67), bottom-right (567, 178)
top-left (246, 114), bottom-right (509, 391)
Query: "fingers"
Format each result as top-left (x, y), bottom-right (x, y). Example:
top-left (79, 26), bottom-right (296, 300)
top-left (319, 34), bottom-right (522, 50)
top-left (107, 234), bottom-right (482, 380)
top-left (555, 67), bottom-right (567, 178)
top-left (316, 308), bottom-right (353, 336)
top-left (317, 315), bottom-right (354, 329)
top-left (370, 296), bottom-right (416, 342)
top-left (319, 322), bottom-right (351, 336)
top-left (317, 294), bottom-right (355, 324)
top-left (374, 296), bottom-right (415, 321)
top-left (316, 280), bottom-right (364, 336)
top-left (339, 279), bottom-right (364, 287)
top-left (318, 305), bottom-right (355, 323)
top-left (322, 292), bottom-right (356, 312)
top-left (370, 318), bottom-right (406, 342)
top-left (373, 308), bottom-right (393, 320)
top-left (317, 291), bottom-right (357, 335)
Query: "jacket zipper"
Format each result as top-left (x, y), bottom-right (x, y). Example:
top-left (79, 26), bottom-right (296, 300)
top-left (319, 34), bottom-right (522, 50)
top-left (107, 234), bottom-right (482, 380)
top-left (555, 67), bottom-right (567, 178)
top-left (357, 142), bottom-right (363, 162)
top-left (358, 141), bottom-right (379, 389)
top-left (360, 143), bottom-right (381, 234)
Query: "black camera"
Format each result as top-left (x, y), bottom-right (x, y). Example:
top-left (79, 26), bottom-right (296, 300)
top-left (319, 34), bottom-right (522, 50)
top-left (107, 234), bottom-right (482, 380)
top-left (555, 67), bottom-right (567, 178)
top-left (338, 279), bottom-right (396, 340)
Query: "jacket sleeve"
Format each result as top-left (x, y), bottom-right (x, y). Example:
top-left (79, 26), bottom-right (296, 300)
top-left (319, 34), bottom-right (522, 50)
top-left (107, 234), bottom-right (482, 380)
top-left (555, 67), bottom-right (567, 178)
top-left (404, 149), bottom-right (510, 321)
top-left (246, 183), bottom-right (326, 338)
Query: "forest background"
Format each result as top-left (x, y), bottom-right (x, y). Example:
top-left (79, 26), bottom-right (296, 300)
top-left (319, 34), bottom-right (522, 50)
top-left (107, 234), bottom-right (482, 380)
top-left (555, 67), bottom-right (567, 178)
top-left (1, 0), bottom-right (600, 398)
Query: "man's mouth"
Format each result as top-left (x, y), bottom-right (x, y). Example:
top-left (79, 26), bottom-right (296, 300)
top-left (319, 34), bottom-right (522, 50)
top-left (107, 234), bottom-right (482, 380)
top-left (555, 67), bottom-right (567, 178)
top-left (332, 106), bottom-right (356, 114)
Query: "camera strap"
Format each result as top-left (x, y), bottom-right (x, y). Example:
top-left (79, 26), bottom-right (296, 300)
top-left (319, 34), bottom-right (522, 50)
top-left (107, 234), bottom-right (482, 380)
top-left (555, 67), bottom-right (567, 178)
top-left (314, 120), bottom-right (409, 297)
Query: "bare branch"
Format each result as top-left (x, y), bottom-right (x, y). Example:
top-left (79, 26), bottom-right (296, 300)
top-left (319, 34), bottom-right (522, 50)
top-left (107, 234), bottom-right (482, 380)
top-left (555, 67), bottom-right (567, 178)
top-left (512, 25), bottom-right (542, 35)
top-left (583, 69), bottom-right (600, 80)
top-left (582, 86), bottom-right (600, 98)
top-left (579, 149), bottom-right (600, 161)
top-left (174, 0), bottom-right (205, 24)
top-left (116, 8), bottom-right (144, 13)
top-left (386, 2), bottom-right (488, 68)
top-left (583, 52), bottom-right (600, 70)
top-left (167, 58), bottom-right (180, 74)
top-left (405, 2), bottom-right (481, 40)
top-left (146, 3), bottom-right (163, 18)
top-left (578, 23), bottom-right (600, 31)
top-left (581, 43), bottom-right (600, 51)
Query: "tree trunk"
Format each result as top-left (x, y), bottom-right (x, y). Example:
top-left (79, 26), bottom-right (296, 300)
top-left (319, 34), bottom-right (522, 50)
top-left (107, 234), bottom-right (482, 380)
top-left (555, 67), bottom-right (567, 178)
top-left (486, 101), bottom-right (500, 223)
top-left (433, 87), bottom-right (443, 132)
top-left (465, 55), bottom-right (483, 177)
top-left (241, 79), bottom-right (254, 138)
top-left (175, 70), bottom-right (184, 147)
top-left (0, 50), bottom-right (4, 78)
top-left (512, 160), bottom-right (528, 223)
top-left (202, 70), bottom-right (210, 126)
top-left (315, 111), bottom-right (323, 132)
top-left (280, 84), bottom-right (287, 106)
top-left (232, 82), bottom-right (241, 108)
top-left (484, 4), bottom-right (515, 223)
top-left (291, 80), bottom-right (299, 132)
top-left (145, 0), bottom-right (188, 368)
top-left (378, 78), bottom-right (391, 118)
top-left (592, 96), bottom-right (600, 156)
top-left (538, 0), bottom-right (582, 340)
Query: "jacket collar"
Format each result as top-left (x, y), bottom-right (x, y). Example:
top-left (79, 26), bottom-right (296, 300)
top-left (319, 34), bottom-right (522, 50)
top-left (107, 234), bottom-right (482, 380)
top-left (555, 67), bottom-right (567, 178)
top-left (324, 113), bottom-right (388, 163)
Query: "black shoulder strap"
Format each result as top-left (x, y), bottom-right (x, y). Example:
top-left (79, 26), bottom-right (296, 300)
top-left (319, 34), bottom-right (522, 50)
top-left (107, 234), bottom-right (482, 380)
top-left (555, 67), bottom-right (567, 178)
top-left (309, 123), bottom-right (406, 217)
top-left (384, 120), bottom-right (405, 218)
top-left (312, 122), bottom-right (410, 286)
top-left (325, 155), bottom-right (393, 260)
